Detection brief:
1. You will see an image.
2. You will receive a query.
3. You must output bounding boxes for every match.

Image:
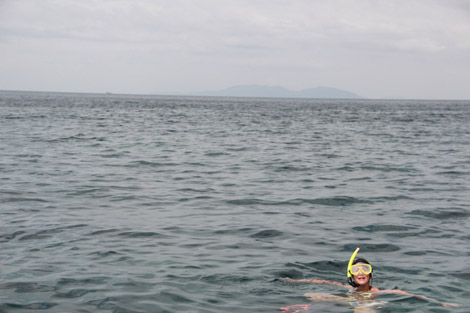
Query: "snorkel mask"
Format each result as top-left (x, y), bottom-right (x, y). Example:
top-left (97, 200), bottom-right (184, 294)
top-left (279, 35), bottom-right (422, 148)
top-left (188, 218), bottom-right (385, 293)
top-left (350, 263), bottom-right (373, 275)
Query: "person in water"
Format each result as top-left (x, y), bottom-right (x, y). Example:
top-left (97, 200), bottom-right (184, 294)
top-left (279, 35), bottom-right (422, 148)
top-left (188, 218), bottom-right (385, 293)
top-left (284, 248), bottom-right (458, 308)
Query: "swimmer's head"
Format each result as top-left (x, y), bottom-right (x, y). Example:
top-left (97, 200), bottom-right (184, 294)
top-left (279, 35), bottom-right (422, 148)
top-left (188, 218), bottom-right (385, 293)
top-left (351, 258), bottom-right (373, 287)
top-left (347, 248), bottom-right (374, 288)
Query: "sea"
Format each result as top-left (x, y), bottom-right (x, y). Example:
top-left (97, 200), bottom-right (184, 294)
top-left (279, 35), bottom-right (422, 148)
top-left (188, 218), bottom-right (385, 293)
top-left (0, 90), bottom-right (469, 313)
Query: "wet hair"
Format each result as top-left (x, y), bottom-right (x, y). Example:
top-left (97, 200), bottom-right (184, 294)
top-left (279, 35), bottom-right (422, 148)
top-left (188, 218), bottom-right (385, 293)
top-left (353, 258), bottom-right (371, 265)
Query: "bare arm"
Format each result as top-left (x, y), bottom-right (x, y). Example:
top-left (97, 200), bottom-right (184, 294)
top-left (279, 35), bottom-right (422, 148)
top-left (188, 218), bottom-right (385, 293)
top-left (284, 278), bottom-right (352, 289)
top-left (377, 289), bottom-right (458, 307)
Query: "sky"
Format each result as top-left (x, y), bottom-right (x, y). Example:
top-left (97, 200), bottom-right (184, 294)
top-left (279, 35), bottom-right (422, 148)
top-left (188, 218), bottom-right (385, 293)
top-left (1, 0), bottom-right (469, 99)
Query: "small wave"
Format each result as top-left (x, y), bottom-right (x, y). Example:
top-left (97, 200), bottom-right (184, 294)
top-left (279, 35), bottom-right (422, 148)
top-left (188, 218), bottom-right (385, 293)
top-left (450, 272), bottom-right (470, 281)
top-left (276, 269), bottom-right (304, 279)
top-left (16, 233), bottom-right (47, 243)
top-left (0, 282), bottom-right (55, 293)
top-left (66, 187), bottom-right (110, 196)
top-left (100, 153), bottom-right (125, 158)
top-left (110, 195), bottom-right (138, 202)
top-left (178, 195), bottom-right (214, 202)
top-left (53, 288), bottom-right (94, 299)
top-left (226, 196), bottom-right (368, 207)
top-left (18, 224), bottom-right (88, 241)
top-left (250, 229), bottom-right (283, 239)
top-left (204, 151), bottom-right (230, 157)
top-left (44, 135), bottom-right (106, 143)
top-left (353, 224), bottom-right (415, 233)
top-left (57, 277), bottom-right (110, 287)
top-left (346, 176), bottom-right (372, 181)
top-left (201, 274), bottom-right (255, 284)
top-left (367, 195), bottom-right (414, 202)
top-left (287, 260), bottom-right (344, 272)
top-left (126, 160), bottom-right (178, 167)
top-left (3, 115), bottom-right (24, 120)
top-left (227, 147), bottom-right (250, 152)
top-left (155, 291), bottom-right (195, 304)
top-left (89, 250), bottom-right (122, 258)
top-left (85, 297), bottom-right (125, 311)
top-left (118, 231), bottom-right (171, 239)
top-left (403, 251), bottom-right (427, 256)
top-left (406, 208), bottom-right (470, 220)
top-left (273, 165), bottom-right (311, 172)
top-left (0, 197), bottom-right (49, 203)
top-left (176, 187), bottom-right (215, 193)
top-left (342, 243), bottom-right (400, 252)
top-left (14, 153), bottom-right (42, 158)
top-left (86, 229), bottom-right (120, 236)
top-left (213, 227), bottom-right (254, 235)
top-left (0, 231), bottom-right (26, 242)
top-left (360, 165), bottom-right (418, 173)
top-left (435, 171), bottom-right (469, 176)
top-left (226, 199), bottom-right (279, 206)
top-left (337, 166), bottom-right (355, 171)
top-left (0, 302), bottom-right (57, 310)
top-left (302, 196), bottom-right (370, 206)
top-left (386, 231), bottom-right (430, 238)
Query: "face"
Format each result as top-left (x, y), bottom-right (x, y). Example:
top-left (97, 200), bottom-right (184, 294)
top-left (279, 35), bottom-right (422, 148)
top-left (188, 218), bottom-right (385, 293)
top-left (352, 272), bottom-right (371, 286)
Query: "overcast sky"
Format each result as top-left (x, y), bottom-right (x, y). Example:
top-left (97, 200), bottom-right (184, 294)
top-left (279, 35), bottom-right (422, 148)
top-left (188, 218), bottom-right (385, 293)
top-left (1, 0), bottom-right (469, 99)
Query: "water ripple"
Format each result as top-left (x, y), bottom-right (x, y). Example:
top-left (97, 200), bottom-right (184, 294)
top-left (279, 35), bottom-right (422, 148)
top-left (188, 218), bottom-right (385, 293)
top-left (0, 92), bottom-right (468, 312)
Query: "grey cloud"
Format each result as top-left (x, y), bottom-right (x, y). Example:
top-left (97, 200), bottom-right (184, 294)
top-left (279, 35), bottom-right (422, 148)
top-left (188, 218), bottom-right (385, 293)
top-left (0, 0), bottom-right (469, 99)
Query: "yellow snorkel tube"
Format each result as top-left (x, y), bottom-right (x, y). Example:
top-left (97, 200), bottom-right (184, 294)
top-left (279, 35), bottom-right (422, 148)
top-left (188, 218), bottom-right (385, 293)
top-left (347, 247), bottom-right (360, 287)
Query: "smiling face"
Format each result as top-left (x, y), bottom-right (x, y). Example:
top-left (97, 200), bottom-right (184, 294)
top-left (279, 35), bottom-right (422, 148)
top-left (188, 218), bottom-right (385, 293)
top-left (350, 258), bottom-right (373, 290)
top-left (352, 271), bottom-right (371, 287)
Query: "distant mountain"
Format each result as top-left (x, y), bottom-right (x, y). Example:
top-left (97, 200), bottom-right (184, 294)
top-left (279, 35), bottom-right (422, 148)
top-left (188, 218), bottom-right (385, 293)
top-left (187, 85), bottom-right (363, 99)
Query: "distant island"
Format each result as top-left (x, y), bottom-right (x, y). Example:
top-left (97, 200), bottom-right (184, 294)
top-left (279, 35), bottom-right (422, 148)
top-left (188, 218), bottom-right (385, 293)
top-left (183, 85), bottom-right (363, 99)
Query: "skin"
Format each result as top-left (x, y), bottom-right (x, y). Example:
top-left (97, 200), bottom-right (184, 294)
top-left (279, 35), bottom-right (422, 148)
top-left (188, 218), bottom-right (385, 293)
top-left (284, 272), bottom-right (458, 308)
top-left (350, 269), bottom-right (378, 292)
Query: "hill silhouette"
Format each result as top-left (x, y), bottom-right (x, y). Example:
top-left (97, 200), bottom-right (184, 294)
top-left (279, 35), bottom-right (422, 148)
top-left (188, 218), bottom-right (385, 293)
top-left (188, 85), bottom-right (363, 99)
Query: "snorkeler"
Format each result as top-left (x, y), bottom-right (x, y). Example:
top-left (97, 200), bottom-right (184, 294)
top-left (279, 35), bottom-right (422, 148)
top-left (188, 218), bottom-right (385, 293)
top-left (284, 247), bottom-right (458, 308)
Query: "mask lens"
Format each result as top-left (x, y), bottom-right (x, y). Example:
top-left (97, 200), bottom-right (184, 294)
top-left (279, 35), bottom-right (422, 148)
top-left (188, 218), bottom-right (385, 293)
top-left (351, 264), bottom-right (372, 275)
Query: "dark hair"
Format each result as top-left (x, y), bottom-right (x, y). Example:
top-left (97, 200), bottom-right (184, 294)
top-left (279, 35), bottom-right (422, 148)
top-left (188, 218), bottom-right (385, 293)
top-left (353, 258), bottom-right (371, 265)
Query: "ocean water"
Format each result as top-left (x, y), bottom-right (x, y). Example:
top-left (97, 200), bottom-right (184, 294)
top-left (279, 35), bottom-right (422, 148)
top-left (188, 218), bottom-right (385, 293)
top-left (0, 91), bottom-right (469, 313)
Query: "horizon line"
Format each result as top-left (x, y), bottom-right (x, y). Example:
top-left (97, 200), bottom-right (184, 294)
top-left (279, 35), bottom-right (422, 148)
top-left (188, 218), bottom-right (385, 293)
top-left (1, 89), bottom-right (469, 102)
